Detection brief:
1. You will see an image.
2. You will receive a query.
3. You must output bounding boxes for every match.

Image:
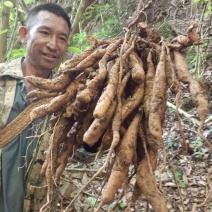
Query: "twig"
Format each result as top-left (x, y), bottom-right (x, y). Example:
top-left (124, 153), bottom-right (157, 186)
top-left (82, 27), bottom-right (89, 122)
top-left (167, 158), bottom-right (186, 212)
top-left (5, 2), bottom-right (19, 62)
top-left (175, 90), bottom-right (188, 151)
top-left (65, 168), bottom-right (100, 172)
top-left (159, 146), bottom-right (168, 191)
top-left (127, 1), bottom-right (152, 29)
top-left (110, 190), bottom-right (124, 211)
top-left (198, 122), bottom-right (212, 150)
top-left (192, 176), bottom-right (212, 212)
top-left (26, 130), bottom-right (49, 139)
top-left (166, 101), bottom-right (200, 126)
top-left (138, 125), bottom-right (153, 175)
top-left (19, 0), bottom-right (29, 12)
top-left (194, 3), bottom-right (207, 78)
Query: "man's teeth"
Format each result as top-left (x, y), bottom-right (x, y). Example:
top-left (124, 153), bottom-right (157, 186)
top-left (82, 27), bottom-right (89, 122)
top-left (44, 54), bottom-right (56, 58)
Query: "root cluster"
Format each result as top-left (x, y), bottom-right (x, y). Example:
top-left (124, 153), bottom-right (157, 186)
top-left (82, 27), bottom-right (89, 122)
top-left (2, 18), bottom-right (210, 211)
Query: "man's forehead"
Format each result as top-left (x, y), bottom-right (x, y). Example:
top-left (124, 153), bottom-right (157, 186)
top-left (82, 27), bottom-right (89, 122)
top-left (33, 11), bottom-right (62, 23)
top-left (28, 11), bottom-right (69, 34)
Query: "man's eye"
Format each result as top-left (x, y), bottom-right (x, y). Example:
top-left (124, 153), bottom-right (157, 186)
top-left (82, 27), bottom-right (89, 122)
top-left (59, 37), bottom-right (67, 42)
top-left (40, 31), bottom-right (49, 35)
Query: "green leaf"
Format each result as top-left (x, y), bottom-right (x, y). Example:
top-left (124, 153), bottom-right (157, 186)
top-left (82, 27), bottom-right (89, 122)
top-left (6, 48), bottom-right (26, 59)
top-left (174, 172), bottom-right (186, 188)
top-left (4, 1), bottom-right (14, 8)
top-left (24, 0), bottom-right (33, 4)
top-left (178, 180), bottom-right (186, 188)
top-left (109, 202), bottom-right (116, 209)
top-left (86, 197), bottom-right (98, 206)
top-left (0, 29), bottom-right (8, 35)
top-left (174, 171), bottom-right (181, 179)
top-left (204, 11), bottom-right (210, 17)
top-left (68, 46), bottom-right (81, 53)
top-left (70, 191), bottom-right (76, 198)
top-left (119, 201), bottom-right (126, 209)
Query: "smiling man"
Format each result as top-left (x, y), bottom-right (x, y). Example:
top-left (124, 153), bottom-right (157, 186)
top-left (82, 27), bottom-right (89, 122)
top-left (0, 3), bottom-right (71, 212)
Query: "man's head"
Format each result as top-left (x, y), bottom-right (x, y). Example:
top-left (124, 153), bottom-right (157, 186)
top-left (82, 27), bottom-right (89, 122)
top-left (26, 3), bottom-right (71, 34)
top-left (19, 3), bottom-right (71, 77)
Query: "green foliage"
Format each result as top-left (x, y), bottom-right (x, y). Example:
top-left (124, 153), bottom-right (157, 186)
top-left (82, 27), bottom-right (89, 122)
top-left (174, 171), bottom-right (186, 188)
top-left (186, 41), bottom-right (209, 78)
top-left (118, 201), bottom-right (126, 209)
top-left (156, 21), bottom-right (176, 42)
top-left (191, 136), bottom-right (209, 159)
top-left (207, 206), bottom-right (212, 210)
top-left (86, 196), bottom-right (100, 208)
top-left (72, 32), bottom-right (91, 51)
top-left (167, 106), bottom-right (175, 114)
top-left (0, 29), bottom-right (8, 35)
top-left (109, 200), bottom-right (126, 211)
top-left (24, 0), bottom-right (33, 4)
top-left (192, 0), bottom-right (212, 17)
top-left (86, 197), bottom-right (126, 210)
top-left (4, 1), bottom-right (14, 8)
top-left (6, 48), bottom-right (26, 59)
top-left (92, 18), bottom-right (120, 40)
top-left (166, 135), bottom-right (177, 150)
top-left (70, 191), bottom-right (77, 198)
top-left (68, 46), bottom-right (81, 53)
top-left (72, 1), bottom-right (121, 50)
top-left (82, 3), bottom-right (110, 22)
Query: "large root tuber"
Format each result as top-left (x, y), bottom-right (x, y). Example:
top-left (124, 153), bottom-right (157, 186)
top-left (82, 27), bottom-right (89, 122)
top-left (101, 112), bottom-right (141, 204)
top-left (5, 19), bottom-right (209, 212)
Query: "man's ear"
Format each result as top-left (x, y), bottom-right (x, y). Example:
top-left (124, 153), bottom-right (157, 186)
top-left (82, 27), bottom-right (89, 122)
top-left (19, 26), bottom-right (28, 45)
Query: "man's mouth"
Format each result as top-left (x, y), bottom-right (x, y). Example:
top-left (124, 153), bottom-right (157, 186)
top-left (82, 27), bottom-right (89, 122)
top-left (43, 53), bottom-right (57, 59)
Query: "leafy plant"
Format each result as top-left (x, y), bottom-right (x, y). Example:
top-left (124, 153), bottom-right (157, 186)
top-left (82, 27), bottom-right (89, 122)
top-left (191, 136), bottom-right (209, 159)
top-left (193, 0), bottom-right (212, 17)
top-left (166, 135), bottom-right (177, 150)
top-left (72, 32), bottom-right (91, 51)
top-left (174, 171), bottom-right (186, 188)
top-left (68, 46), bottom-right (81, 54)
top-left (0, 29), bottom-right (8, 35)
top-left (3, 1), bottom-right (14, 8)
top-left (86, 196), bottom-right (99, 207)
top-left (109, 200), bottom-right (126, 211)
top-left (6, 48), bottom-right (26, 59)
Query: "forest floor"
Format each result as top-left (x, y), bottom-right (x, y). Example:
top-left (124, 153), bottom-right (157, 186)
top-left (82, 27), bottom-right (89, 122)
top-left (58, 68), bottom-right (212, 212)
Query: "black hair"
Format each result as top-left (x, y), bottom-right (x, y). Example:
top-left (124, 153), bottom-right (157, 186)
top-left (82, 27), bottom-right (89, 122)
top-left (26, 3), bottom-right (71, 33)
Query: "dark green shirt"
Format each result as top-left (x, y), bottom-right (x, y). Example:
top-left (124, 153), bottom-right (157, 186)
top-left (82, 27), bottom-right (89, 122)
top-left (0, 78), bottom-right (43, 212)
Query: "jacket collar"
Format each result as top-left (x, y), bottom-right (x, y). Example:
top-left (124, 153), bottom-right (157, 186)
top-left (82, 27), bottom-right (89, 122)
top-left (0, 57), bottom-right (24, 79)
top-left (0, 57), bottom-right (54, 79)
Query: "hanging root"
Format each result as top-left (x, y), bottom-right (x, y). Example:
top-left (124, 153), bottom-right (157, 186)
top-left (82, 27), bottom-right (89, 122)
top-left (189, 79), bottom-right (212, 149)
top-left (2, 18), bottom-right (210, 212)
top-left (101, 112), bottom-right (141, 204)
top-left (148, 42), bottom-right (167, 148)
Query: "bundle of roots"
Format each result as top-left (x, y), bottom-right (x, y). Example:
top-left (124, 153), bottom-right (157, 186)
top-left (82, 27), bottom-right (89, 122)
top-left (0, 15), bottom-right (210, 211)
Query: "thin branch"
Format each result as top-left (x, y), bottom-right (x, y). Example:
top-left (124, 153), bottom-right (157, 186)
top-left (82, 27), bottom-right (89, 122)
top-left (166, 101), bottom-right (200, 126)
top-left (167, 158), bottom-right (186, 212)
top-left (192, 176), bottom-right (212, 212)
top-left (5, 2), bottom-right (20, 61)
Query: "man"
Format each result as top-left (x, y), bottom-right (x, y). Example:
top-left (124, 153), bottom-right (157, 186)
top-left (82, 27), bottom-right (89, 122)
top-left (0, 3), bottom-right (71, 211)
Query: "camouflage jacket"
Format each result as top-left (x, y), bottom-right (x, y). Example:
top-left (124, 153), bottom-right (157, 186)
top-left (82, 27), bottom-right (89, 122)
top-left (0, 58), bottom-right (56, 212)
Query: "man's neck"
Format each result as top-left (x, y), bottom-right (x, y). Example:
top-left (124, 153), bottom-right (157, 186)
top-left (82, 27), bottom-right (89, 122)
top-left (21, 59), bottom-right (51, 79)
top-left (21, 58), bottom-right (52, 92)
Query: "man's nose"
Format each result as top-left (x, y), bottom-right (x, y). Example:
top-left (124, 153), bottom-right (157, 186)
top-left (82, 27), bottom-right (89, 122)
top-left (47, 36), bottom-right (58, 50)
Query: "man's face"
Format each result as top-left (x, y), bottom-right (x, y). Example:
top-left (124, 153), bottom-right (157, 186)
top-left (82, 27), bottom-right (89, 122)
top-left (24, 11), bottom-right (69, 72)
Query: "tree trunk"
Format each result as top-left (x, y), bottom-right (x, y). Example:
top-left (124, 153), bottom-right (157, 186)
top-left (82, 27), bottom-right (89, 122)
top-left (68, 0), bottom-right (95, 44)
top-left (0, 1), bottom-right (10, 62)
